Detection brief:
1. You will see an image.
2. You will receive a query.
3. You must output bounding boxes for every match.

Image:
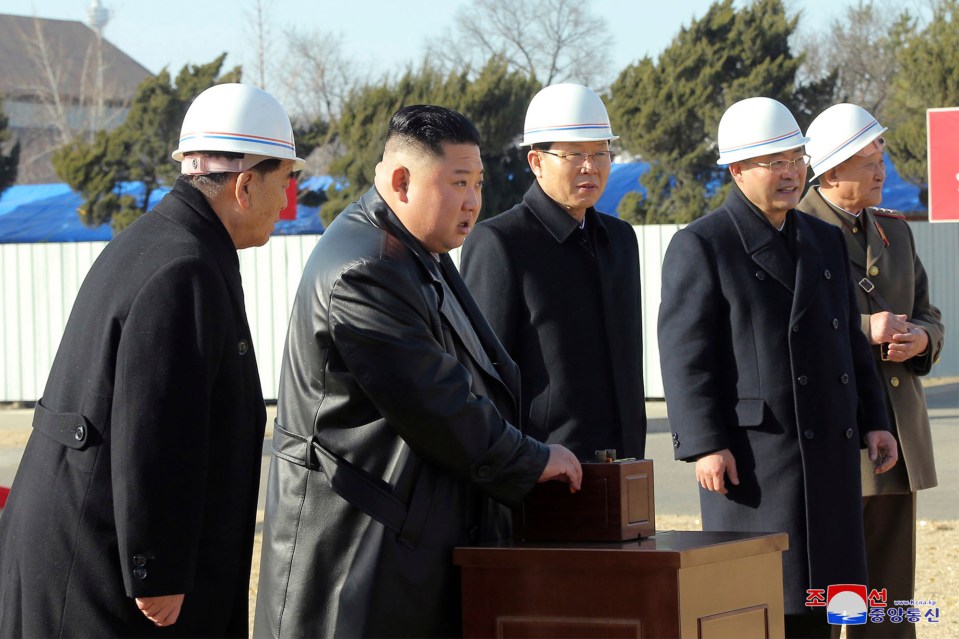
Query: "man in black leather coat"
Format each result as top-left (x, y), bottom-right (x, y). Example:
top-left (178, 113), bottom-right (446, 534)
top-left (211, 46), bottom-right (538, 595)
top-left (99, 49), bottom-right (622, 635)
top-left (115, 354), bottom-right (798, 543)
top-left (254, 105), bottom-right (582, 638)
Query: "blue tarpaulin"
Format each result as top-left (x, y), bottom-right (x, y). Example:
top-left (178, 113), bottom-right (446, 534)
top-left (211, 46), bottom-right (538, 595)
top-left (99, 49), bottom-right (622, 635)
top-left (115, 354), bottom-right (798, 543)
top-left (594, 154), bottom-right (924, 217)
top-left (0, 158), bottom-right (924, 243)
top-left (0, 181), bottom-right (326, 243)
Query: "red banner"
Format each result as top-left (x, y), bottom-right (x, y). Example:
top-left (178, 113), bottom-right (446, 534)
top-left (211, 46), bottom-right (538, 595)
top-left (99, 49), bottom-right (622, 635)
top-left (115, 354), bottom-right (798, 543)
top-left (927, 108), bottom-right (959, 223)
top-left (279, 178), bottom-right (298, 221)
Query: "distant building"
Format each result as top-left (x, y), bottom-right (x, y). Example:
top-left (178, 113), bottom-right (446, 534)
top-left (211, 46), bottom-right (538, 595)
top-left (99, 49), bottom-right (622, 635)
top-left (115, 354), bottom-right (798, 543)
top-left (0, 7), bottom-right (151, 184)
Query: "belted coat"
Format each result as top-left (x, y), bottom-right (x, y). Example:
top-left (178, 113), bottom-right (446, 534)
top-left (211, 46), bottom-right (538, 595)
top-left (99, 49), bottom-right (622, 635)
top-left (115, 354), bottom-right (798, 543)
top-left (658, 185), bottom-right (891, 614)
top-left (0, 180), bottom-right (267, 637)
top-left (254, 188), bottom-right (550, 638)
top-left (800, 187), bottom-right (941, 495)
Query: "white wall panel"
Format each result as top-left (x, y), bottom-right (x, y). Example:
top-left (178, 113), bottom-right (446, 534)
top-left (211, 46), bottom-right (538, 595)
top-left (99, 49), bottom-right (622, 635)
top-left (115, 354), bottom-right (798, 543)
top-left (909, 222), bottom-right (958, 378)
top-left (2, 225), bottom-right (955, 403)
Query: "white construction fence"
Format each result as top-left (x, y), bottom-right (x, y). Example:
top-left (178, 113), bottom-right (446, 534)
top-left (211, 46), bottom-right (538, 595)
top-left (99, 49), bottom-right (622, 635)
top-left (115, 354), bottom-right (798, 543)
top-left (1, 223), bottom-right (956, 403)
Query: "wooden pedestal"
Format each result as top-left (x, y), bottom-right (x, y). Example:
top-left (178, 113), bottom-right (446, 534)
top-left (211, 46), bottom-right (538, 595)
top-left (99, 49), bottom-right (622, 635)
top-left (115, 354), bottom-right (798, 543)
top-left (454, 531), bottom-right (788, 639)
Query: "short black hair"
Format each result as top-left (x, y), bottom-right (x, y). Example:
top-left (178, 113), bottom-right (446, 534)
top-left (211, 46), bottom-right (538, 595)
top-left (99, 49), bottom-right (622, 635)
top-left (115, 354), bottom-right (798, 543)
top-left (386, 105), bottom-right (481, 157)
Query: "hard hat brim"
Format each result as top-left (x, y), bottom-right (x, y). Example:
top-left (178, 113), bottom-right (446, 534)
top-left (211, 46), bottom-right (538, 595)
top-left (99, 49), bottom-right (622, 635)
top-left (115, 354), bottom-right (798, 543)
top-left (808, 125), bottom-right (887, 180)
top-left (716, 134), bottom-right (810, 166)
top-left (521, 132), bottom-right (619, 147)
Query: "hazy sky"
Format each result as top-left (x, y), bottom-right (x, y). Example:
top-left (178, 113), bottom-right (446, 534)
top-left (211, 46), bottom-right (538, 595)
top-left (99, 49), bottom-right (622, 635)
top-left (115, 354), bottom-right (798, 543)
top-left (4, 0), bottom-right (898, 91)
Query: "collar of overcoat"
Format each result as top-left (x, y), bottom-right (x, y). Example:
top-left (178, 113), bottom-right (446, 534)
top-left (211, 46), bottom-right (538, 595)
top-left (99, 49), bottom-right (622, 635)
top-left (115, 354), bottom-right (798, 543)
top-left (799, 186), bottom-right (886, 272)
top-left (724, 183), bottom-right (825, 324)
top-left (522, 179), bottom-right (609, 244)
top-left (153, 178), bottom-right (248, 321)
top-left (358, 187), bottom-right (521, 405)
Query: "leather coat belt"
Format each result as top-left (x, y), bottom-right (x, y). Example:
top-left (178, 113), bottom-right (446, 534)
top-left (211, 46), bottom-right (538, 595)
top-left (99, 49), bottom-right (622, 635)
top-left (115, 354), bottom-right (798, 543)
top-left (271, 421), bottom-right (431, 549)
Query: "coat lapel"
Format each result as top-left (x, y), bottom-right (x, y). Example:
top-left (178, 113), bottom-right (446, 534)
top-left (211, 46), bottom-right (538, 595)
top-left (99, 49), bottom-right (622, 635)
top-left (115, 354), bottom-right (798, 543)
top-left (800, 187), bottom-right (867, 268)
top-left (368, 193), bottom-right (518, 407)
top-left (154, 180), bottom-right (248, 322)
top-left (790, 212), bottom-right (825, 323)
top-left (725, 188), bottom-right (796, 293)
top-left (863, 209), bottom-right (886, 272)
top-left (439, 255), bottom-right (521, 399)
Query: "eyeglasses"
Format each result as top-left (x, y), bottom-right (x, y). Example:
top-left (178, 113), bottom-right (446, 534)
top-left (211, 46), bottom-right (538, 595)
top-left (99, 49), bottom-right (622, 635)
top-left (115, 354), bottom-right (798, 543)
top-left (538, 150), bottom-right (615, 165)
top-left (745, 155), bottom-right (811, 174)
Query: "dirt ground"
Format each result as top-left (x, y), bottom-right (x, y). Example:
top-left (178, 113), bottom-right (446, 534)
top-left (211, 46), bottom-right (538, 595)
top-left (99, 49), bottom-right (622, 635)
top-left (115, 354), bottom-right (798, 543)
top-left (246, 512), bottom-right (957, 637)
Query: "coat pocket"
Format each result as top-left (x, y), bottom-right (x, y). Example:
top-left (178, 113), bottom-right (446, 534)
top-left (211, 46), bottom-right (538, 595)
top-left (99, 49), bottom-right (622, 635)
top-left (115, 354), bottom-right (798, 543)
top-left (735, 398), bottom-right (766, 427)
top-left (32, 399), bottom-right (99, 472)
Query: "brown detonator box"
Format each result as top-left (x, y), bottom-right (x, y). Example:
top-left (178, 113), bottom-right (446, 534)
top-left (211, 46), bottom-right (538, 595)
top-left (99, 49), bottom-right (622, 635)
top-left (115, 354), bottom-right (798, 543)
top-left (514, 459), bottom-right (655, 542)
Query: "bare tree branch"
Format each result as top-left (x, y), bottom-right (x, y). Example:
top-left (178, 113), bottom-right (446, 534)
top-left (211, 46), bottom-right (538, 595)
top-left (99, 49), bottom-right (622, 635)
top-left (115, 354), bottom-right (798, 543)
top-left (276, 27), bottom-right (365, 125)
top-left (245, 0), bottom-right (274, 89)
top-left (424, 0), bottom-right (613, 88)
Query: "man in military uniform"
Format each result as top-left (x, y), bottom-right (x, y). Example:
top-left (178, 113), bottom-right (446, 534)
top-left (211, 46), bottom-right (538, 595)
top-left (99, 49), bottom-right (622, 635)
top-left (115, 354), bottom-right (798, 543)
top-left (801, 103), bottom-right (943, 639)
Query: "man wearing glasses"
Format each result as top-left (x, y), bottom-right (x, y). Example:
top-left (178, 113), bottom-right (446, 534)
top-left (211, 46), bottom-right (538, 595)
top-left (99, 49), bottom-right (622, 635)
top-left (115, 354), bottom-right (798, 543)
top-left (460, 83), bottom-right (647, 463)
top-left (657, 97), bottom-right (898, 638)
top-left (800, 104), bottom-right (942, 639)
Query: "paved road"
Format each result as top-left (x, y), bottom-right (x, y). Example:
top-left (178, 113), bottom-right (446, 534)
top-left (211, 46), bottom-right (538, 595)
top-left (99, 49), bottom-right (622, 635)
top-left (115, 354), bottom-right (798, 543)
top-left (2, 383), bottom-right (957, 521)
top-left (646, 383), bottom-right (959, 521)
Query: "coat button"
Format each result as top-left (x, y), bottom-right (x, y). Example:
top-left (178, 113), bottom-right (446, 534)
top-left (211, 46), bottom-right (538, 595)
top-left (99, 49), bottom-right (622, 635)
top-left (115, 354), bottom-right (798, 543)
top-left (804, 429), bottom-right (815, 439)
top-left (477, 465), bottom-right (491, 479)
top-left (869, 265), bottom-right (880, 276)
top-left (133, 567), bottom-right (148, 580)
top-left (755, 271), bottom-right (766, 281)
top-left (824, 269), bottom-right (832, 279)
top-left (890, 376), bottom-right (900, 388)
top-left (672, 432), bottom-right (680, 448)
top-left (840, 373), bottom-right (849, 384)
top-left (792, 324), bottom-right (799, 333)
top-left (133, 554), bottom-right (147, 567)
top-left (845, 428), bottom-right (854, 439)
top-left (797, 375), bottom-right (809, 385)
top-left (74, 425), bottom-right (86, 441)
top-left (832, 318), bottom-right (839, 329)
top-left (238, 340), bottom-right (249, 356)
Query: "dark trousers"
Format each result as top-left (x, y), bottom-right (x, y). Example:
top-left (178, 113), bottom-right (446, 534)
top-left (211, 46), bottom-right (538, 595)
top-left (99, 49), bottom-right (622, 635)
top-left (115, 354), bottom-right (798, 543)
top-left (831, 492), bottom-right (917, 639)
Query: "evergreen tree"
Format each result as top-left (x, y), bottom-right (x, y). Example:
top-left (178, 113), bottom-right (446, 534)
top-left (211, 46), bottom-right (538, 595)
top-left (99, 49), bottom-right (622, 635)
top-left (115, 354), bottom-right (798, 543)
top-left (608, 0), bottom-right (833, 223)
top-left (320, 60), bottom-right (537, 226)
top-left (52, 55), bottom-right (241, 234)
top-left (0, 103), bottom-right (19, 195)
top-left (884, 0), bottom-right (959, 201)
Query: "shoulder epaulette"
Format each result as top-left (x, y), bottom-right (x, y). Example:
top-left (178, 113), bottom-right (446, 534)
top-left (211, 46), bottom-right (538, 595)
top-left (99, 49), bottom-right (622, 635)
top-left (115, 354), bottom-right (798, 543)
top-left (872, 207), bottom-right (905, 220)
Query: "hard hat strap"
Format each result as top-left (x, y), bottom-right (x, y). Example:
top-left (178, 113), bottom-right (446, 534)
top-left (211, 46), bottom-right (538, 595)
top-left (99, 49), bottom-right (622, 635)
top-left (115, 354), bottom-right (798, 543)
top-left (180, 153), bottom-right (271, 175)
top-left (854, 137), bottom-right (885, 158)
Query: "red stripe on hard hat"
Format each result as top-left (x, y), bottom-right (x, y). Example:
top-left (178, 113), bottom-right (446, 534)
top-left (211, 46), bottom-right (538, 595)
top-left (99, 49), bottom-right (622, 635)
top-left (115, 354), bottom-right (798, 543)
top-left (720, 128), bottom-right (803, 154)
top-left (810, 121), bottom-right (883, 172)
top-left (179, 130), bottom-right (296, 149)
top-left (525, 123), bottom-right (611, 134)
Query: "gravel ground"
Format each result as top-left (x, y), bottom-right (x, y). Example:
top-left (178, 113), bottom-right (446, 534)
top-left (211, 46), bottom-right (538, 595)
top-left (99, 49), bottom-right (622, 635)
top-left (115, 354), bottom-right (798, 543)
top-left (246, 512), bottom-right (957, 638)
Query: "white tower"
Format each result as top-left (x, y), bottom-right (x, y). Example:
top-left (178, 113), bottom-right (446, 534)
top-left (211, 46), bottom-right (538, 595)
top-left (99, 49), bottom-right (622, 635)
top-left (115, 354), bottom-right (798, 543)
top-left (86, 0), bottom-right (110, 35)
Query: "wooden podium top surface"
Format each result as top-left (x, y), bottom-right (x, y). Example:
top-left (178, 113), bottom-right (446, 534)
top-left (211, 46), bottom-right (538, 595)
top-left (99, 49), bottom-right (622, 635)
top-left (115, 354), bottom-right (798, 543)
top-left (453, 530), bottom-right (788, 570)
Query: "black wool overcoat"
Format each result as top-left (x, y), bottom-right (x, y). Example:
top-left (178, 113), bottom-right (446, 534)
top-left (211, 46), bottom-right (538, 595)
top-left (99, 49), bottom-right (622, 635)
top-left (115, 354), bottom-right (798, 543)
top-left (657, 186), bottom-right (891, 614)
top-left (0, 180), bottom-right (267, 637)
top-left (460, 181), bottom-right (647, 460)
top-left (254, 187), bottom-right (550, 638)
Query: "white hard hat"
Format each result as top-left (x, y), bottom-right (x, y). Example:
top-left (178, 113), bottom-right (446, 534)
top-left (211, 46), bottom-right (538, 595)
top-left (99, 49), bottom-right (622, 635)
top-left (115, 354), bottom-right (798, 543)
top-left (172, 83), bottom-right (305, 173)
top-left (805, 103), bottom-right (888, 180)
top-left (522, 83), bottom-right (619, 146)
top-left (716, 97), bottom-right (809, 165)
